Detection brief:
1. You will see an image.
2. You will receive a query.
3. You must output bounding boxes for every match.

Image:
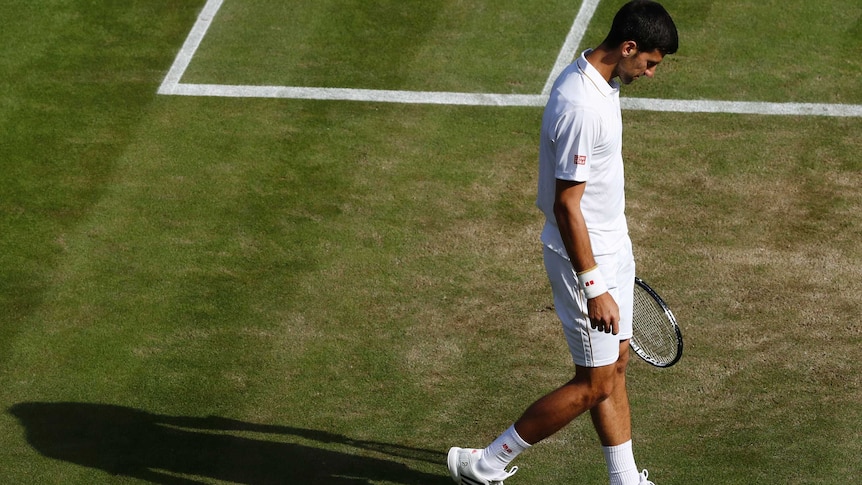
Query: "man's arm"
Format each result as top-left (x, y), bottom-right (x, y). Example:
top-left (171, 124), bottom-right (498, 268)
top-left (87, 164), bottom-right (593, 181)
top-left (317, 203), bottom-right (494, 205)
top-left (553, 179), bottom-right (620, 334)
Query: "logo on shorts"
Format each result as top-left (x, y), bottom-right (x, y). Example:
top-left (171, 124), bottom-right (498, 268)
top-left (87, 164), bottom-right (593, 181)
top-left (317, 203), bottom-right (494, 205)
top-left (575, 155), bottom-right (587, 165)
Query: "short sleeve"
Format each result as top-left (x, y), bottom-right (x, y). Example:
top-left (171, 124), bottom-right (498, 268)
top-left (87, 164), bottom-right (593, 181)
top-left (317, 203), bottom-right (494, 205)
top-left (551, 108), bottom-right (601, 183)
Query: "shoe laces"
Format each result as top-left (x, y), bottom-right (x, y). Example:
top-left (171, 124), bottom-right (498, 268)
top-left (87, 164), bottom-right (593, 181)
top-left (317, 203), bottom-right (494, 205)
top-left (489, 466), bottom-right (518, 484)
top-left (639, 469), bottom-right (655, 485)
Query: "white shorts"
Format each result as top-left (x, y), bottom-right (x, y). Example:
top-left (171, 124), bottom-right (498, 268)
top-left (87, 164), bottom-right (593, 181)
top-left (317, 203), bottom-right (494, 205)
top-left (542, 238), bottom-right (635, 368)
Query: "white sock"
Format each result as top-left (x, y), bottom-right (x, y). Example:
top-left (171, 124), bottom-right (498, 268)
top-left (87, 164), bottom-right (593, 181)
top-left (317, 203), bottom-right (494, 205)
top-left (603, 440), bottom-right (640, 485)
top-left (477, 425), bottom-right (531, 478)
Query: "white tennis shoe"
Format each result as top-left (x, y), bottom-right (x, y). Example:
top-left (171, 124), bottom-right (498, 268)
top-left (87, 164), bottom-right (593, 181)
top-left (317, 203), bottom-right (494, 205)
top-left (447, 447), bottom-right (518, 485)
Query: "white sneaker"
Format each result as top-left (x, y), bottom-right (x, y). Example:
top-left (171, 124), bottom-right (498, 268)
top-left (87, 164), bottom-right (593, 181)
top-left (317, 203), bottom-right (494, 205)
top-left (447, 447), bottom-right (518, 485)
top-left (638, 469), bottom-right (655, 485)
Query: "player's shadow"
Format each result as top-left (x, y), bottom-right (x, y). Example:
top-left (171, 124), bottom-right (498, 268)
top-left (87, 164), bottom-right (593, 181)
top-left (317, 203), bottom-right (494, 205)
top-left (9, 402), bottom-right (448, 484)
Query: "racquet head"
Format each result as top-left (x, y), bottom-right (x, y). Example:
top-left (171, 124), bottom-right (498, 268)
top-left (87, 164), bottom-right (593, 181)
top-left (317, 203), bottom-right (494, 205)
top-left (630, 277), bottom-right (683, 367)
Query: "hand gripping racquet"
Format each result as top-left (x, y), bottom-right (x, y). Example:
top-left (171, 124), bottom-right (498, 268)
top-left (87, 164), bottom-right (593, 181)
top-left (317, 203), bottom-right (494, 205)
top-left (630, 277), bottom-right (683, 367)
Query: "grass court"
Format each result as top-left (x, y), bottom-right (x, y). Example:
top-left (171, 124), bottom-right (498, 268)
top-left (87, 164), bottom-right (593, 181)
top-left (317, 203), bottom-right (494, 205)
top-left (1, 1), bottom-right (860, 483)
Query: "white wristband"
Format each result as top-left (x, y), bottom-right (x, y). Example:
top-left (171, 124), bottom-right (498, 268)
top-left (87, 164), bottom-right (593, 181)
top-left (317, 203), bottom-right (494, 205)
top-left (577, 266), bottom-right (608, 299)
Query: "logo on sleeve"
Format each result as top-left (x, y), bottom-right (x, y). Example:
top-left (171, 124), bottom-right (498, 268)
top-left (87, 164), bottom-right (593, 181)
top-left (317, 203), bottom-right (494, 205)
top-left (574, 155), bottom-right (587, 165)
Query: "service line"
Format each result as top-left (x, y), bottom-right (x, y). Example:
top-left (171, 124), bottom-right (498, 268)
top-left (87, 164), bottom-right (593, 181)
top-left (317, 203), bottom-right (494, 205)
top-left (158, 0), bottom-right (862, 117)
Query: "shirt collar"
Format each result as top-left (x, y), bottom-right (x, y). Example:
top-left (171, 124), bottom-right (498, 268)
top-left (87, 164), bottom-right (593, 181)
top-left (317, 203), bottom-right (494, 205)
top-left (577, 49), bottom-right (620, 96)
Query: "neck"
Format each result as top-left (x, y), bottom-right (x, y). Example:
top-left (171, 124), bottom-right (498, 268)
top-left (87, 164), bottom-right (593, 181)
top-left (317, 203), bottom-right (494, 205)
top-left (585, 44), bottom-right (621, 83)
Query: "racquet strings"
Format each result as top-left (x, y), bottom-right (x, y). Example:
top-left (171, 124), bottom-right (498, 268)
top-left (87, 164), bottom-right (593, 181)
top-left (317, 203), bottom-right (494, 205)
top-left (632, 284), bottom-right (678, 364)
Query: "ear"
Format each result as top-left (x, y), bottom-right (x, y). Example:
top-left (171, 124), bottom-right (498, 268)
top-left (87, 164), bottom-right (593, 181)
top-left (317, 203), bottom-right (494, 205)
top-left (621, 41), bottom-right (638, 58)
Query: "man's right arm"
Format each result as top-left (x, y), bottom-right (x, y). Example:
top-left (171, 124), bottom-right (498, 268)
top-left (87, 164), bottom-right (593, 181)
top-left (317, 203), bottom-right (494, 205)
top-left (553, 178), bottom-right (620, 334)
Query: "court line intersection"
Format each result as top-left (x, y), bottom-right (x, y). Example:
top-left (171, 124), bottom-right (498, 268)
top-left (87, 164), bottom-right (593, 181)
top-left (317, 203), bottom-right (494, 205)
top-left (158, 0), bottom-right (862, 117)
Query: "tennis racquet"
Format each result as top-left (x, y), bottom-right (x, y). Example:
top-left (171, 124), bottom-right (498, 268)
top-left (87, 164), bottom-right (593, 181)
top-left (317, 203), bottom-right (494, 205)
top-left (630, 276), bottom-right (683, 368)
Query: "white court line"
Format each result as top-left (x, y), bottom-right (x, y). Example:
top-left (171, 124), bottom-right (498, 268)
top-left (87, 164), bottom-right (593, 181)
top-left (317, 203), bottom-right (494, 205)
top-left (157, 0), bottom-right (224, 95)
top-left (166, 83), bottom-right (547, 106)
top-left (543, 0), bottom-right (601, 96)
top-left (158, 0), bottom-right (862, 117)
top-left (622, 98), bottom-right (862, 117)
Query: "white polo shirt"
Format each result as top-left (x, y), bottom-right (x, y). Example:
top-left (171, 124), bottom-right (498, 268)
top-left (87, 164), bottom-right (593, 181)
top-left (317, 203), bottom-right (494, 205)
top-left (536, 49), bottom-right (628, 258)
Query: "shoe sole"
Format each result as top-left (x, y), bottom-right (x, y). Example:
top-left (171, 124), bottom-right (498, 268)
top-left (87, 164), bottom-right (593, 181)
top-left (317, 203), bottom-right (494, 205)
top-left (447, 447), bottom-right (461, 483)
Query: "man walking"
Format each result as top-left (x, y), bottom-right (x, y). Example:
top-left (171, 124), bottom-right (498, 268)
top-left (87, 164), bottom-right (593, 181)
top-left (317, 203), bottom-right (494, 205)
top-left (448, 2), bottom-right (679, 484)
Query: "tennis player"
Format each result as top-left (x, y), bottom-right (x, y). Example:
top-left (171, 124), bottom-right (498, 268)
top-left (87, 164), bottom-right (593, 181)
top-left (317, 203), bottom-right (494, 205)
top-left (448, 2), bottom-right (678, 484)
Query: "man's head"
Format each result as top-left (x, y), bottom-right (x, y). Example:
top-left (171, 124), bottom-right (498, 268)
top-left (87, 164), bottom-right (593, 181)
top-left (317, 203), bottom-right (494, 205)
top-left (601, 0), bottom-right (678, 85)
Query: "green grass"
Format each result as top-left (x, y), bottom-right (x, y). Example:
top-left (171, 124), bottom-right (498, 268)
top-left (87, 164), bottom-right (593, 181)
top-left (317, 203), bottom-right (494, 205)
top-left (1, 1), bottom-right (860, 484)
top-left (590, 0), bottom-right (862, 103)
top-left (186, 0), bottom-right (580, 93)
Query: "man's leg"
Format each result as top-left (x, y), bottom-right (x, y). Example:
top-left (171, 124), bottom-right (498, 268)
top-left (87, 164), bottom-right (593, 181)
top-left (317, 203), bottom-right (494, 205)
top-left (450, 245), bottom-right (634, 482)
top-left (591, 342), bottom-right (642, 485)
top-left (589, 341), bottom-right (632, 445)
top-left (510, 247), bottom-right (626, 445)
top-left (514, 363), bottom-right (617, 444)
top-left (465, 363), bottom-right (618, 480)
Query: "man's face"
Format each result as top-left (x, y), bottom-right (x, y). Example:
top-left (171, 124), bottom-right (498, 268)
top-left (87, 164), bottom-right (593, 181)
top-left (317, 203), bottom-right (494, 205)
top-left (616, 48), bottom-right (665, 85)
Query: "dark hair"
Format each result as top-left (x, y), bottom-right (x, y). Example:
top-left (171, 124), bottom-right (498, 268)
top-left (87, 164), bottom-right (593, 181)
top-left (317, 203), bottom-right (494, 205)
top-left (602, 0), bottom-right (679, 55)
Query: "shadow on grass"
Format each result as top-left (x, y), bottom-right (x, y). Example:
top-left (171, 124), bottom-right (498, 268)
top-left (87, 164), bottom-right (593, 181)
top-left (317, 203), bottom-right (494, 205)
top-left (9, 402), bottom-right (449, 484)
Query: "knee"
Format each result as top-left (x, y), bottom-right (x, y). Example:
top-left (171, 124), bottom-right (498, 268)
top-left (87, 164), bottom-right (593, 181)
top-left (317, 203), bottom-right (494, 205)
top-left (591, 379), bottom-right (617, 403)
top-left (575, 362), bottom-right (626, 407)
top-left (574, 374), bottom-right (617, 408)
